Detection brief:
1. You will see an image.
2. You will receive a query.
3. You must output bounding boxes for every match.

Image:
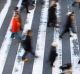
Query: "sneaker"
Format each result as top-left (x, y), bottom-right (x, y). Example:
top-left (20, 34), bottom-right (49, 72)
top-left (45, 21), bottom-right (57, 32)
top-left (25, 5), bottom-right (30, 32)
top-left (59, 35), bottom-right (62, 39)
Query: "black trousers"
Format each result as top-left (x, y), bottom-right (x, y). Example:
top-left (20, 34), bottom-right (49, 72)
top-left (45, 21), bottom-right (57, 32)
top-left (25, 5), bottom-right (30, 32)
top-left (60, 26), bottom-right (76, 37)
top-left (47, 19), bottom-right (57, 27)
top-left (60, 28), bottom-right (69, 37)
top-left (20, 4), bottom-right (29, 13)
top-left (22, 49), bottom-right (35, 60)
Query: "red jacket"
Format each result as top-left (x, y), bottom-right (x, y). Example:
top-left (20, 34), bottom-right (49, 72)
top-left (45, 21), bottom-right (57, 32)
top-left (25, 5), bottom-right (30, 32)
top-left (11, 16), bottom-right (21, 33)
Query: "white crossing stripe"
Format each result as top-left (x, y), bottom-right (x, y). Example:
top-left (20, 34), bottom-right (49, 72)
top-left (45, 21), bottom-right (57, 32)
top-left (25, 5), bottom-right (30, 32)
top-left (66, 1), bottom-right (80, 73)
top-left (0, 0), bottom-right (22, 74)
top-left (32, 0), bottom-right (49, 74)
top-left (52, 2), bottom-right (62, 74)
top-left (12, 0), bottom-right (37, 74)
top-left (70, 25), bottom-right (80, 74)
top-left (0, 0), bottom-right (11, 29)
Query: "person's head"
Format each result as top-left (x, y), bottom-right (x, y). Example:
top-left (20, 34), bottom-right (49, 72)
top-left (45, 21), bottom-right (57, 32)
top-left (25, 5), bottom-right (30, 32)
top-left (14, 7), bottom-right (20, 15)
top-left (14, 7), bottom-right (19, 11)
top-left (27, 30), bottom-right (32, 36)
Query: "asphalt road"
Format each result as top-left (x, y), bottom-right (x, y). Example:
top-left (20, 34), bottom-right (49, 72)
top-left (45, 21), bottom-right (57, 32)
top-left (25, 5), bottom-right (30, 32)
top-left (0, 0), bottom-right (80, 74)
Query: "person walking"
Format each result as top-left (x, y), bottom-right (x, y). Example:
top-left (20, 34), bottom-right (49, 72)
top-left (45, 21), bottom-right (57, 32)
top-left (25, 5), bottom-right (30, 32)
top-left (60, 63), bottom-right (72, 74)
top-left (47, 4), bottom-right (57, 27)
top-left (21, 30), bottom-right (37, 62)
top-left (14, 7), bottom-right (23, 30)
top-left (48, 41), bottom-right (58, 67)
top-left (21, 0), bottom-right (30, 13)
top-left (11, 10), bottom-right (22, 42)
top-left (72, 0), bottom-right (80, 8)
top-left (59, 12), bottom-right (76, 38)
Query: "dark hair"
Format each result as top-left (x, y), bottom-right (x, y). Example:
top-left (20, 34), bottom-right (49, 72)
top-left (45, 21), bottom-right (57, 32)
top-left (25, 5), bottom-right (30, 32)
top-left (27, 30), bottom-right (32, 35)
top-left (14, 7), bottom-right (18, 11)
top-left (52, 4), bottom-right (57, 7)
top-left (60, 63), bottom-right (72, 71)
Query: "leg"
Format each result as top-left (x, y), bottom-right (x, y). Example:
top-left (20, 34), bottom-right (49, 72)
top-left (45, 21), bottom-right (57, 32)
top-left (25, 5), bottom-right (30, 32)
top-left (14, 32), bottom-right (21, 42)
top-left (29, 50), bottom-right (38, 58)
top-left (25, 5), bottom-right (30, 13)
top-left (22, 51), bottom-right (28, 60)
top-left (59, 30), bottom-right (67, 38)
top-left (11, 33), bottom-right (15, 38)
top-left (52, 20), bottom-right (57, 27)
top-left (20, 5), bottom-right (25, 12)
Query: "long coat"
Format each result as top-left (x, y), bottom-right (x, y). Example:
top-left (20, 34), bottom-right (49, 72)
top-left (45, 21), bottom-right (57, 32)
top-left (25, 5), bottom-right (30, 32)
top-left (48, 5), bottom-right (57, 23)
top-left (49, 46), bottom-right (58, 64)
top-left (64, 13), bottom-right (75, 32)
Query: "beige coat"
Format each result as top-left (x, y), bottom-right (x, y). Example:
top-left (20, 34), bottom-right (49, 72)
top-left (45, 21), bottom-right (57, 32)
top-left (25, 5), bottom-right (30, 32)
top-left (75, 0), bottom-right (80, 2)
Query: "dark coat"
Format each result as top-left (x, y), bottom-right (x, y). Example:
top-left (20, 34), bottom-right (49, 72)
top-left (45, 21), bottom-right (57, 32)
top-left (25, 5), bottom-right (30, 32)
top-left (48, 6), bottom-right (57, 22)
top-left (49, 46), bottom-right (58, 63)
top-left (22, 0), bottom-right (29, 6)
top-left (21, 35), bottom-right (32, 51)
top-left (63, 14), bottom-right (74, 32)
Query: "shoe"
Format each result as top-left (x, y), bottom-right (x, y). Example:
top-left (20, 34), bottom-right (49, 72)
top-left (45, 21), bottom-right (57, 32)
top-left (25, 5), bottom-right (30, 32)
top-left (27, 11), bottom-right (30, 13)
top-left (59, 35), bottom-right (62, 39)
top-left (69, 35), bottom-right (72, 37)
top-left (22, 58), bottom-right (29, 62)
top-left (34, 55), bottom-right (38, 58)
top-left (78, 60), bottom-right (80, 64)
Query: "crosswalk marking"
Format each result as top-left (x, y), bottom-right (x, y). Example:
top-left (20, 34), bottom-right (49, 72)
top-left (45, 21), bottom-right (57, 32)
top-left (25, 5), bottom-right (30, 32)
top-left (66, 1), bottom-right (80, 73)
top-left (0, 0), bottom-right (80, 74)
top-left (0, 0), bottom-right (22, 74)
top-left (12, 0), bottom-right (37, 74)
top-left (70, 33), bottom-right (80, 73)
top-left (32, 0), bottom-right (49, 74)
top-left (0, 0), bottom-right (11, 29)
top-left (52, 2), bottom-right (62, 74)
top-left (70, 19), bottom-right (80, 73)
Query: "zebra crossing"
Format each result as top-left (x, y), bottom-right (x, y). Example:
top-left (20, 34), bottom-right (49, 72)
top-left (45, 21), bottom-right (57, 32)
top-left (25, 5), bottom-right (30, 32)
top-left (0, 0), bottom-right (80, 74)
top-left (0, 0), bottom-right (11, 29)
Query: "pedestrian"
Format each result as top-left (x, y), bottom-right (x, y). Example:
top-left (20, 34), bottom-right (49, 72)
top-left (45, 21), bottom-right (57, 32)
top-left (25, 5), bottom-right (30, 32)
top-left (59, 11), bottom-right (76, 38)
top-left (47, 4), bottom-right (57, 27)
top-left (14, 7), bottom-right (23, 30)
top-left (21, 30), bottom-right (37, 62)
top-left (20, 0), bottom-right (30, 13)
top-left (11, 11), bottom-right (22, 42)
top-left (60, 63), bottom-right (72, 74)
top-left (49, 41), bottom-right (58, 67)
top-left (72, 0), bottom-right (80, 8)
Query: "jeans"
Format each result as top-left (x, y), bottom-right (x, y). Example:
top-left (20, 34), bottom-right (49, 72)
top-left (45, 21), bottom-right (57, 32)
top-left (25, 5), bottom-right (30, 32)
top-left (11, 32), bottom-right (21, 42)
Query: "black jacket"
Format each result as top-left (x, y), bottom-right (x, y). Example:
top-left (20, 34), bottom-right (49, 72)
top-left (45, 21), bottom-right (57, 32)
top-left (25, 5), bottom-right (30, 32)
top-left (22, 0), bottom-right (29, 6)
top-left (21, 35), bottom-right (32, 51)
top-left (48, 5), bottom-right (57, 21)
top-left (49, 46), bottom-right (58, 61)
